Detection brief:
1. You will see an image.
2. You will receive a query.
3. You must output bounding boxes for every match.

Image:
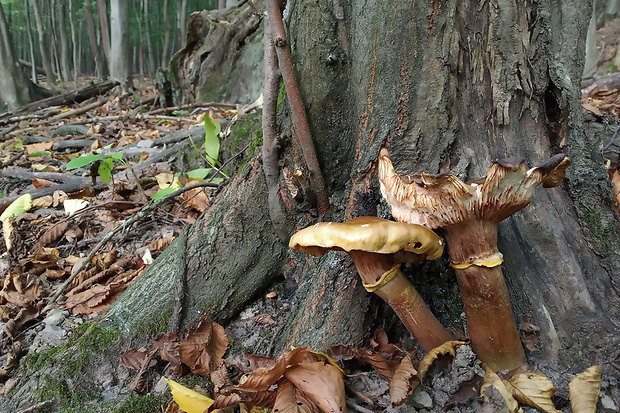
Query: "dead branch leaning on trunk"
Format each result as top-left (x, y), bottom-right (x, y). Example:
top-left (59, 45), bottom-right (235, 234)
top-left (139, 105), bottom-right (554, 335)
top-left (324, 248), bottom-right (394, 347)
top-left (262, 18), bottom-right (290, 241)
top-left (264, 0), bottom-right (330, 214)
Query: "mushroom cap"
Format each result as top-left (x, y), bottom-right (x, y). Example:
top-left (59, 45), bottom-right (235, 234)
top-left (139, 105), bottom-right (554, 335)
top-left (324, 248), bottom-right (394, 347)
top-left (378, 149), bottom-right (571, 228)
top-left (289, 216), bottom-right (444, 260)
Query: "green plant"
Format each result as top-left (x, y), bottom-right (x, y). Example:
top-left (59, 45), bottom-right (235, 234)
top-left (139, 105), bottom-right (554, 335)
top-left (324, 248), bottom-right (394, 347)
top-left (66, 144), bottom-right (124, 185)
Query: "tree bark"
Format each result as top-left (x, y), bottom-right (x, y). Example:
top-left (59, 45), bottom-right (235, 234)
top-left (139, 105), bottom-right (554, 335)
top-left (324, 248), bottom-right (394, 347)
top-left (24, 3), bottom-right (37, 83)
top-left (57, 1), bottom-right (72, 83)
top-left (68, 1), bottom-right (79, 83)
top-left (0, 3), bottom-right (30, 110)
top-left (161, 0), bottom-right (172, 68)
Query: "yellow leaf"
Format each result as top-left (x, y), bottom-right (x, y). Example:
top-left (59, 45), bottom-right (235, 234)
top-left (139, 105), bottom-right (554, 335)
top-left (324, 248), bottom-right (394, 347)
top-left (166, 378), bottom-right (216, 413)
top-left (417, 340), bottom-right (466, 379)
top-left (63, 199), bottom-right (89, 215)
top-left (569, 365), bottom-right (602, 413)
top-left (310, 351), bottom-right (345, 375)
top-left (3, 219), bottom-right (13, 251)
top-left (481, 367), bottom-right (522, 413)
top-left (0, 194), bottom-right (33, 221)
top-left (505, 372), bottom-right (561, 413)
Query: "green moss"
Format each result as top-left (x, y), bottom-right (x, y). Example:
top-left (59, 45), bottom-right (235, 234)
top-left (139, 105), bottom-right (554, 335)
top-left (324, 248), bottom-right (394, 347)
top-left (580, 206), bottom-right (616, 254)
top-left (276, 80), bottom-right (286, 111)
top-left (607, 63), bottom-right (617, 73)
top-left (36, 374), bottom-right (101, 413)
top-left (110, 395), bottom-right (167, 413)
top-left (133, 309), bottom-right (173, 337)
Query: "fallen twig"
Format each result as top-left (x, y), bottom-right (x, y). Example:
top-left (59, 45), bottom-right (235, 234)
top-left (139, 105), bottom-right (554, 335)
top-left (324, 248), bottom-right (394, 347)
top-left (44, 180), bottom-right (219, 309)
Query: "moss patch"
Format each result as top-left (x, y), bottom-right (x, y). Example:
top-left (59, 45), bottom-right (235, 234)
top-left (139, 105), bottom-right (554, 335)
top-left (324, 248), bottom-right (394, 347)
top-left (580, 206), bottom-right (616, 255)
top-left (108, 395), bottom-right (167, 413)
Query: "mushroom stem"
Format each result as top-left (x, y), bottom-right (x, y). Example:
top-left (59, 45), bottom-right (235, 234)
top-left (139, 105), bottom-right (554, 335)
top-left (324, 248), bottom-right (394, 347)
top-left (370, 266), bottom-right (454, 352)
top-left (444, 221), bottom-right (526, 372)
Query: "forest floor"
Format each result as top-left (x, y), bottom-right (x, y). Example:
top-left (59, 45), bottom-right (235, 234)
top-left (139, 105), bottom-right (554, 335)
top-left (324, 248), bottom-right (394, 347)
top-left (0, 16), bottom-right (619, 413)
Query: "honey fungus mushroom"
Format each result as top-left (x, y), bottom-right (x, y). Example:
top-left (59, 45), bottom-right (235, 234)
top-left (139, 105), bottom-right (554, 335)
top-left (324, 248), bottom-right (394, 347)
top-left (378, 148), bottom-right (571, 372)
top-left (289, 216), bottom-right (453, 352)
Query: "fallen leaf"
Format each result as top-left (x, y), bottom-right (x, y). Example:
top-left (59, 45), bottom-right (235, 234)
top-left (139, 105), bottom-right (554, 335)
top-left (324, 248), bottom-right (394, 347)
top-left (252, 313), bottom-right (277, 327)
top-left (0, 194), bottom-right (33, 221)
top-left (166, 378), bottom-right (216, 413)
top-left (506, 372), bottom-right (560, 413)
top-left (31, 196), bottom-right (54, 208)
top-left (284, 361), bottom-right (346, 413)
top-left (35, 221), bottom-right (69, 249)
top-left (120, 348), bottom-right (156, 371)
top-left (149, 237), bottom-right (176, 251)
top-left (569, 365), bottom-right (602, 413)
top-left (25, 141), bottom-right (53, 154)
top-left (481, 367), bottom-right (521, 413)
top-left (32, 178), bottom-right (57, 189)
top-left (178, 317), bottom-right (229, 375)
top-left (417, 341), bottom-right (466, 380)
top-left (236, 347), bottom-right (311, 392)
top-left (273, 379), bottom-right (320, 413)
top-left (390, 354), bottom-right (417, 407)
top-left (64, 199), bottom-right (89, 215)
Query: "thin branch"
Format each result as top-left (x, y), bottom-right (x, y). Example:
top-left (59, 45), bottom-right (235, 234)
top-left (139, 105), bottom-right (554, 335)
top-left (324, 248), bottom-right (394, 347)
top-left (265, 0), bottom-right (330, 214)
top-left (262, 17), bottom-right (290, 240)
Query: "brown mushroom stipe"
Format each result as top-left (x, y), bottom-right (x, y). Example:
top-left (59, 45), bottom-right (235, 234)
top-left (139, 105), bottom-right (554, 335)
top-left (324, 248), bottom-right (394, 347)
top-left (289, 217), bottom-right (453, 352)
top-left (378, 148), bottom-right (571, 372)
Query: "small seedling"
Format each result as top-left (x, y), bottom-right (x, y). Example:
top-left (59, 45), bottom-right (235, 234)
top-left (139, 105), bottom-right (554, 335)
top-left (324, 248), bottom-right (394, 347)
top-left (66, 144), bottom-right (124, 185)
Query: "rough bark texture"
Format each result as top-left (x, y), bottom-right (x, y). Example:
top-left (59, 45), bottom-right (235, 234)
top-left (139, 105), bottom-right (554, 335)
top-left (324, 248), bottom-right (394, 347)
top-left (156, 3), bottom-right (264, 105)
top-left (4, 0), bottom-right (620, 411)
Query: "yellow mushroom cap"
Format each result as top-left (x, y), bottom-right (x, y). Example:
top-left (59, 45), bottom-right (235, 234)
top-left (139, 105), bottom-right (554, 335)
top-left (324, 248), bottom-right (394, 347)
top-left (289, 216), bottom-right (444, 260)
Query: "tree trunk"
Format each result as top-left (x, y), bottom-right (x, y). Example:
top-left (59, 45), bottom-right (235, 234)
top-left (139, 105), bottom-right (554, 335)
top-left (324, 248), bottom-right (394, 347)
top-left (24, 3), bottom-right (37, 83)
top-left (0, 3), bottom-right (31, 110)
top-left (176, 0), bottom-right (188, 48)
top-left (143, 0), bottom-right (156, 75)
top-left (68, 0), bottom-right (79, 83)
top-left (97, 0), bottom-right (111, 64)
top-left (30, 0), bottom-right (55, 85)
top-left (57, 1), bottom-right (71, 83)
top-left (161, 0), bottom-right (172, 68)
top-left (109, 0), bottom-right (133, 91)
top-left (4, 0), bottom-right (620, 411)
top-left (84, 0), bottom-right (105, 79)
top-left (584, 2), bottom-right (598, 76)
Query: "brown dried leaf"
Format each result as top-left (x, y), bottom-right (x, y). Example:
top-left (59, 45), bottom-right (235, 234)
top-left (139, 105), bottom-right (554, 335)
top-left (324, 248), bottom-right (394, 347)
top-left (178, 318), bottom-right (229, 375)
top-left (25, 141), bottom-right (53, 154)
top-left (164, 401), bottom-right (180, 413)
top-left (32, 195), bottom-right (54, 208)
top-left (35, 221), bottom-right (69, 249)
top-left (272, 379), bottom-right (320, 413)
top-left (284, 361), bottom-right (346, 413)
top-left (3, 219), bottom-right (13, 251)
top-left (236, 347), bottom-right (311, 392)
top-left (325, 345), bottom-right (357, 363)
top-left (180, 186), bottom-right (210, 212)
top-left (148, 237), bottom-right (176, 251)
top-left (390, 355), bottom-right (417, 407)
top-left (611, 169), bottom-right (620, 215)
top-left (120, 348), bottom-right (156, 371)
top-left (0, 305), bottom-right (12, 320)
top-left (211, 393), bottom-right (244, 410)
top-left (32, 178), bottom-right (56, 189)
top-left (96, 250), bottom-right (118, 269)
top-left (153, 332), bottom-right (181, 365)
top-left (356, 348), bottom-right (398, 381)
top-left (506, 372), bottom-right (560, 413)
top-left (252, 313), bottom-right (277, 327)
top-left (45, 268), bottom-right (67, 279)
top-left (569, 365), bottom-right (602, 413)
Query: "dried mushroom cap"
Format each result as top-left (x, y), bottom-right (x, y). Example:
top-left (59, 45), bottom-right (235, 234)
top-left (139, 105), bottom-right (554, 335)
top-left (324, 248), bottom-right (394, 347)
top-left (289, 216), bottom-right (444, 260)
top-left (378, 148), bottom-right (571, 228)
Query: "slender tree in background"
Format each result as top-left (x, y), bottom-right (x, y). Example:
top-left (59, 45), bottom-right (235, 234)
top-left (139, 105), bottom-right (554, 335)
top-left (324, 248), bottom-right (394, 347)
top-left (68, 0), bottom-right (79, 83)
top-left (0, 2), bottom-right (30, 110)
top-left (161, 0), bottom-right (172, 68)
top-left (97, 0), bottom-right (111, 63)
top-left (24, 3), bottom-right (37, 83)
top-left (109, 0), bottom-right (132, 91)
top-left (57, 1), bottom-right (72, 83)
top-left (176, 0), bottom-right (188, 48)
top-left (30, 0), bottom-right (55, 85)
top-left (143, 0), bottom-right (156, 75)
top-left (84, 0), bottom-right (105, 79)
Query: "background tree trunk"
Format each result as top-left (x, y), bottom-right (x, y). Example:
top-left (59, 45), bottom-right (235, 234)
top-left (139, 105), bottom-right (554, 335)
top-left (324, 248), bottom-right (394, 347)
top-left (97, 0), bottom-right (110, 64)
top-left (30, 0), bottom-right (55, 85)
top-left (84, 0), bottom-right (105, 79)
top-left (57, 1), bottom-right (72, 83)
top-left (109, 0), bottom-right (133, 91)
top-left (0, 3), bottom-right (31, 110)
top-left (3, 0), bottom-right (620, 411)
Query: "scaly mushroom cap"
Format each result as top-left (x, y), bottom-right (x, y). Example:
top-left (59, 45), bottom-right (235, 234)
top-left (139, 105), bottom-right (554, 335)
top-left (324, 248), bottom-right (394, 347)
top-left (378, 148), bottom-right (571, 228)
top-left (289, 216), bottom-right (444, 261)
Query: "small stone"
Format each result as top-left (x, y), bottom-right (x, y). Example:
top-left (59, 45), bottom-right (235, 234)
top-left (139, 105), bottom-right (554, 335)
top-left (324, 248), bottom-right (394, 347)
top-left (600, 394), bottom-right (617, 412)
top-left (44, 309), bottom-right (68, 326)
top-left (152, 376), bottom-right (169, 395)
top-left (410, 388), bottom-right (433, 410)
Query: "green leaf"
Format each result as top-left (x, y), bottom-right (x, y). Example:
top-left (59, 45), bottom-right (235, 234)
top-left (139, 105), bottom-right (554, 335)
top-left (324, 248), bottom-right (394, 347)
top-left (66, 154), bottom-right (102, 170)
top-left (209, 177), bottom-right (224, 185)
top-left (204, 115), bottom-right (221, 164)
top-left (152, 187), bottom-right (177, 201)
top-left (172, 110), bottom-right (189, 116)
top-left (108, 152), bottom-right (123, 160)
top-left (14, 138), bottom-right (23, 150)
top-left (27, 150), bottom-right (51, 157)
top-left (187, 168), bottom-right (212, 179)
top-left (98, 158), bottom-right (114, 184)
top-left (0, 194), bottom-right (32, 221)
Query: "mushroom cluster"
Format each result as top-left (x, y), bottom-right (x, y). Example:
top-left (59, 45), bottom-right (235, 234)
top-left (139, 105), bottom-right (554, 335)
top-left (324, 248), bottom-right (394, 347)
top-left (290, 217), bottom-right (453, 352)
top-left (378, 148), bottom-right (571, 372)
